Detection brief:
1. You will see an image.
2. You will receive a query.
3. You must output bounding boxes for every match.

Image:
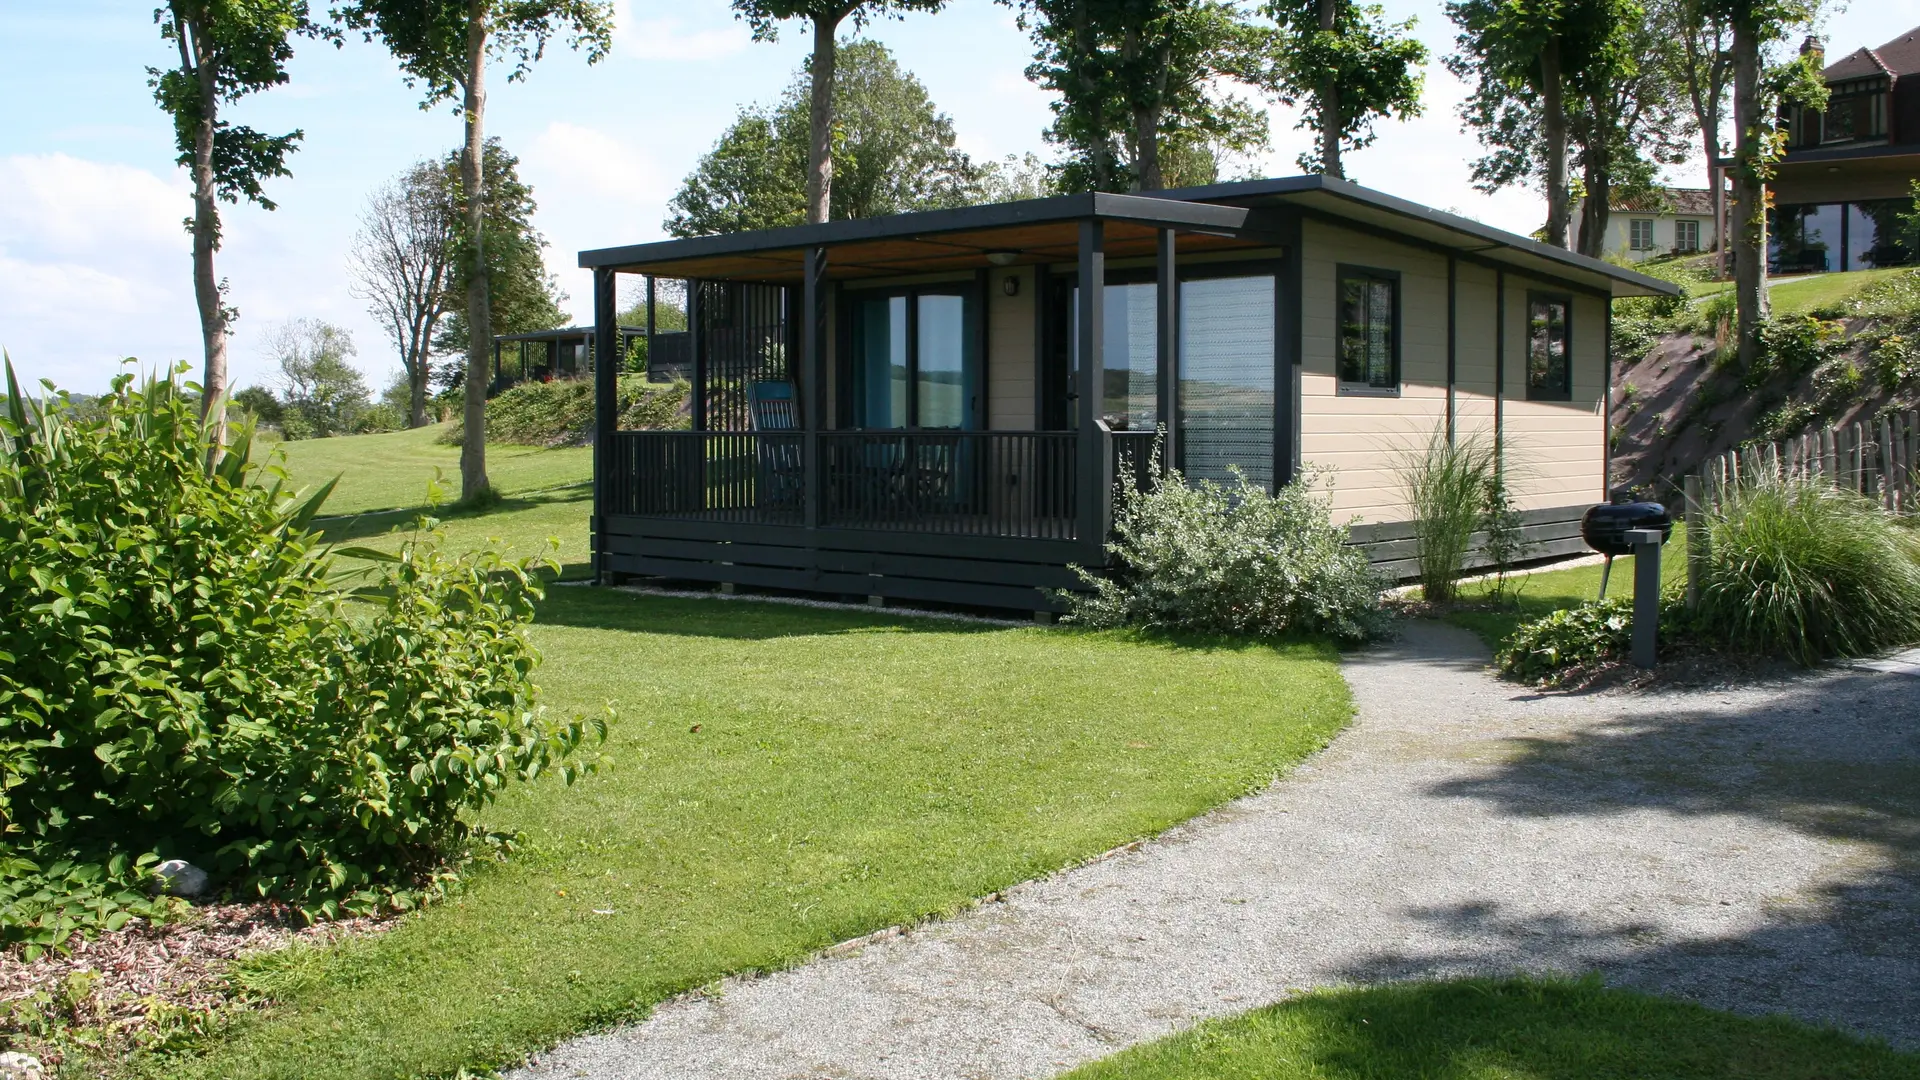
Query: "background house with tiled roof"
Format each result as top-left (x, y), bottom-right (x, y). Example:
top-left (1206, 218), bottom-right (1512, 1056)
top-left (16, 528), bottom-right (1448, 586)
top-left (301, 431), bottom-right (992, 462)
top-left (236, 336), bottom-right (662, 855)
top-left (1574, 187), bottom-right (1719, 263)
top-left (1772, 28), bottom-right (1920, 273)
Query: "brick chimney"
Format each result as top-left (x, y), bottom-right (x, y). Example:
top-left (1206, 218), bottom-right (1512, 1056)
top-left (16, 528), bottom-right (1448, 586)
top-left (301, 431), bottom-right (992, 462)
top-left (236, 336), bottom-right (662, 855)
top-left (1800, 35), bottom-right (1824, 65)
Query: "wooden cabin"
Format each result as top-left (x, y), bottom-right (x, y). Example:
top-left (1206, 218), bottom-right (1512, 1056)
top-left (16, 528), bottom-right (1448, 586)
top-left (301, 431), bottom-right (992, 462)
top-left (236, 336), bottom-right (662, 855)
top-left (578, 175), bottom-right (1678, 613)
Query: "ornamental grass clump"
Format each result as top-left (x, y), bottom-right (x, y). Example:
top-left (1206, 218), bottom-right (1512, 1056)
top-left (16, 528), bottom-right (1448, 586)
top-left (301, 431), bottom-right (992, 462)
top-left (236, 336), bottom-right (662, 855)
top-left (1064, 466), bottom-right (1389, 643)
top-left (1394, 427), bottom-right (1498, 603)
top-left (1693, 473), bottom-right (1920, 664)
top-left (0, 363), bottom-right (607, 954)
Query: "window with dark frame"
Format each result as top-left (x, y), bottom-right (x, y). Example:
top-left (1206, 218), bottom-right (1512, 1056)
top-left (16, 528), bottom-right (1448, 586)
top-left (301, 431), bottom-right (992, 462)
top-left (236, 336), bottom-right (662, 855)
top-left (1526, 294), bottom-right (1572, 401)
top-left (1675, 219), bottom-right (1701, 253)
top-left (1629, 219), bottom-right (1655, 250)
top-left (1337, 268), bottom-right (1397, 392)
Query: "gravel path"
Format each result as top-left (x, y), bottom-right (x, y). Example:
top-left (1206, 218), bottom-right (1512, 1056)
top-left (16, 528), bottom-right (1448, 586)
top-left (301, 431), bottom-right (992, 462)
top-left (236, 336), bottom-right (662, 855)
top-left (513, 621), bottom-right (1920, 1080)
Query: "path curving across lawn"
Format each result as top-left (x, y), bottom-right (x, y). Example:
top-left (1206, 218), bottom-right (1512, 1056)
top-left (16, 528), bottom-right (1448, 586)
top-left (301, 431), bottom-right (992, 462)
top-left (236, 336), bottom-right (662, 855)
top-left (145, 591), bottom-right (1351, 1080)
top-left (505, 619), bottom-right (1919, 1080)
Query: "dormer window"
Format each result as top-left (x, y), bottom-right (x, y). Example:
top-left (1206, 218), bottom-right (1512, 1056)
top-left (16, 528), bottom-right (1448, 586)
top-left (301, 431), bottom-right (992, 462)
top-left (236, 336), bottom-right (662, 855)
top-left (1822, 76), bottom-right (1890, 144)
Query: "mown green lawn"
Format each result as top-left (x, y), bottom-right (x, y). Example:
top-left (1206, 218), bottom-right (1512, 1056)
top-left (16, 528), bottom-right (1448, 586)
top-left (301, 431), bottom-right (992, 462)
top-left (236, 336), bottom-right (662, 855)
top-left (146, 591), bottom-right (1352, 1080)
top-left (1063, 978), bottom-right (1920, 1079)
top-left (1684, 268), bottom-right (1911, 315)
top-left (1444, 534), bottom-right (1689, 649)
top-left (269, 424), bottom-right (591, 517)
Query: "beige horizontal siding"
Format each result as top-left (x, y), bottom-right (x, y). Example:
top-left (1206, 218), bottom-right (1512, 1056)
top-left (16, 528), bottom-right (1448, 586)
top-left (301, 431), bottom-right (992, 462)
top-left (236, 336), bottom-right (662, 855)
top-left (988, 268), bottom-right (1036, 430)
top-left (1299, 220), bottom-right (1606, 522)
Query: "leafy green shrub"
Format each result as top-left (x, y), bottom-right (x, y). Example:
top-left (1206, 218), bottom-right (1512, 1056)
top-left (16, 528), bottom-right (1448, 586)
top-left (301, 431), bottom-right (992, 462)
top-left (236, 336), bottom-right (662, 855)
top-left (1610, 293), bottom-right (1686, 361)
top-left (1496, 598), bottom-right (1635, 684)
top-left (1063, 467), bottom-right (1388, 643)
top-left (1867, 331), bottom-right (1920, 392)
top-left (0, 364), bottom-right (607, 948)
top-left (440, 375), bottom-right (688, 447)
top-left (1750, 315), bottom-right (1845, 388)
top-left (1693, 474), bottom-right (1920, 663)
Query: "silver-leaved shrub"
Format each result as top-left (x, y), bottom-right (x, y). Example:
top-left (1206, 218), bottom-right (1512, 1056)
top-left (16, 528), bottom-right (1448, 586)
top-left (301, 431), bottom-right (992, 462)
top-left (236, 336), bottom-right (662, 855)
top-left (1065, 466), bottom-right (1390, 643)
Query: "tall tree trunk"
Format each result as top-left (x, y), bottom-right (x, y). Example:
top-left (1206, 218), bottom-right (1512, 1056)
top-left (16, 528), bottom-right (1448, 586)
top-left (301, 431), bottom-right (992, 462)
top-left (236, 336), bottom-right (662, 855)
top-left (460, 0), bottom-right (491, 499)
top-left (181, 9), bottom-right (229, 459)
top-left (1541, 35), bottom-right (1570, 248)
top-left (1730, 16), bottom-right (1767, 370)
top-left (1133, 105), bottom-right (1162, 190)
top-left (1680, 22), bottom-right (1727, 271)
top-left (407, 323), bottom-right (429, 428)
top-left (1319, 0), bottom-right (1342, 177)
top-left (806, 13), bottom-right (842, 225)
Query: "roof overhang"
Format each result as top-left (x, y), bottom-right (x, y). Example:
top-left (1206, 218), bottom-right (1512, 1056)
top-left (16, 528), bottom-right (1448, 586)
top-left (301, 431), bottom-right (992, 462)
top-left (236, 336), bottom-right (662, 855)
top-left (579, 175), bottom-right (1679, 299)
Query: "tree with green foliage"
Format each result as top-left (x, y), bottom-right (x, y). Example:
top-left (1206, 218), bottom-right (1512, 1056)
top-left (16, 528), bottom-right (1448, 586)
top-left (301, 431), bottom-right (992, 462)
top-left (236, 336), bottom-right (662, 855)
top-left (1569, 9), bottom-right (1693, 257)
top-left (430, 139), bottom-right (568, 367)
top-left (1447, 0), bottom-right (1619, 248)
top-left (1016, 0), bottom-right (1267, 192)
top-left (1650, 0), bottom-right (1735, 264)
top-left (731, 0), bottom-right (948, 225)
top-left (1263, 0), bottom-right (1426, 178)
top-left (667, 41), bottom-right (984, 236)
top-left (331, 0), bottom-right (612, 501)
top-left (263, 318), bottom-right (370, 439)
top-left (1699, 0), bottom-right (1825, 369)
top-left (150, 0), bottom-right (312, 452)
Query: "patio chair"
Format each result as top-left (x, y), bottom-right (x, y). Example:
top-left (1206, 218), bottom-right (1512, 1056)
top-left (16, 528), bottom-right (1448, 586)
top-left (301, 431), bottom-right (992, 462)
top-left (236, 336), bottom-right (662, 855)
top-left (749, 381), bottom-right (805, 514)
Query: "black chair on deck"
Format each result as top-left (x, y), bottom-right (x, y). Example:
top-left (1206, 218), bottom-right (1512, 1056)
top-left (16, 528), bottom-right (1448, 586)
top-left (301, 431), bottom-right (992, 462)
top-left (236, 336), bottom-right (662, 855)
top-left (749, 381), bottom-right (804, 514)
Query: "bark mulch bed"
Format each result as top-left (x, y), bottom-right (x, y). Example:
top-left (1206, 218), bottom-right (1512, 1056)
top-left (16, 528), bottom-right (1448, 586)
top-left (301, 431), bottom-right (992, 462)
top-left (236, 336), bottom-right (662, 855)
top-left (0, 902), bottom-right (383, 1069)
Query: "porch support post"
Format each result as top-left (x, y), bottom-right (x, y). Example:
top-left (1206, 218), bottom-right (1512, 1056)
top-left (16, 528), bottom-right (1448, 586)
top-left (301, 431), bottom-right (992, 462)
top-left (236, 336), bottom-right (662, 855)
top-left (802, 246), bottom-right (828, 529)
top-left (645, 276), bottom-right (656, 338)
top-left (689, 281), bottom-right (706, 431)
top-left (1155, 227), bottom-right (1178, 474)
top-left (1076, 219), bottom-right (1106, 548)
top-left (592, 266), bottom-right (618, 583)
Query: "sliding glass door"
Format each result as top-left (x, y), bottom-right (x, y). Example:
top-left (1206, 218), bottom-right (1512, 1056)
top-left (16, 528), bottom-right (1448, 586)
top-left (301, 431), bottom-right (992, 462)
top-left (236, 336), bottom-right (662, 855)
top-left (847, 287), bottom-right (979, 429)
top-left (1179, 275), bottom-right (1276, 489)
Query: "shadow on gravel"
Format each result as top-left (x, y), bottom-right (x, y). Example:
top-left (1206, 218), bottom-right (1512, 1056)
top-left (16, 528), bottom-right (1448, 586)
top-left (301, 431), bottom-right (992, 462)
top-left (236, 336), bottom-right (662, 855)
top-left (1350, 669), bottom-right (1920, 1048)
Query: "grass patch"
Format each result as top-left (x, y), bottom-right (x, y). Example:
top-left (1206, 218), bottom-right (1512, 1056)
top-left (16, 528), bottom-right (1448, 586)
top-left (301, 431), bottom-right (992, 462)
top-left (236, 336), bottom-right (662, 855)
top-left (1444, 537), bottom-right (1687, 649)
top-left (1062, 976), bottom-right (1920, 1079)
top-left (317, 485), bottom-right (594, 579)
top-left (272, 425), bottom-right (591, 517)
top-left (1770, 268), bottom-right (1913, 316)
top-left (142, 590), bottom-right (1352, 1080)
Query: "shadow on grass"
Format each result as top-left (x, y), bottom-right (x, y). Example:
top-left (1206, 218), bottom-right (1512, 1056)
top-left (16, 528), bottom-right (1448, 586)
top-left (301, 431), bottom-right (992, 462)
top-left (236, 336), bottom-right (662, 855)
top-left (1337, 665), bottom-right (1920, 1048)
top-left (1068, 977), bottom-right (1920, 1079)
top-left (532, 584), bottom-right (1347, 656)
top-left (315, 484), bottom-right (590, 544)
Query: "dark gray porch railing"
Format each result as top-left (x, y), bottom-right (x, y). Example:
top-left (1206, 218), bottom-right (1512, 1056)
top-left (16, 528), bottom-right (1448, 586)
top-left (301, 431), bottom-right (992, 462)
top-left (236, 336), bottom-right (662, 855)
top-left (605, 429), bottom-right (1083, 539)
top-left (1109, 430), bottom-right (1161, 496)
top-left (819, 431), bottom-right (1080, 539)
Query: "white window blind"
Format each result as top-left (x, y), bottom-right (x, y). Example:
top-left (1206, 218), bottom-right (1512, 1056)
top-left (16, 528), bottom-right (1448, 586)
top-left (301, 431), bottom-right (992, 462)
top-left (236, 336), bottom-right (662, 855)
top-left (1179, 276), bottom-right (1276, 489)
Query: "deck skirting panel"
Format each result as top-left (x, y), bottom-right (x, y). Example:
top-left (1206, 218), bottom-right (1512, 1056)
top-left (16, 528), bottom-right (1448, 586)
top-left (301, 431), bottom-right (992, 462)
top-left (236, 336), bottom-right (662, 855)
top-left (1347, 503), bottom-right (1592, 582)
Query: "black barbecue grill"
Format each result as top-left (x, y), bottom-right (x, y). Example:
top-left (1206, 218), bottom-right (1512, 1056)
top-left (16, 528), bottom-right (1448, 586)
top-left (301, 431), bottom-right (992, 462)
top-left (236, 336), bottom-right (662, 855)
top-left (1581, 501), bottom-right (1672, 599)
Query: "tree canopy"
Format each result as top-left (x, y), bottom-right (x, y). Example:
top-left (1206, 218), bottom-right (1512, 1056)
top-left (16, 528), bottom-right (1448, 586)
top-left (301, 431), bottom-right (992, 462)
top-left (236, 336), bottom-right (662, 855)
top-left (666, 40), bottom-right (986, 236)
top-left (1015, 0), bottom-right (1268, 192)
top-left (432, 139), bottom-right (567, 371)
top-left (1263, 0), bottom-right (1427, 177)
top-left (150, 0), bottom-right (314, 445)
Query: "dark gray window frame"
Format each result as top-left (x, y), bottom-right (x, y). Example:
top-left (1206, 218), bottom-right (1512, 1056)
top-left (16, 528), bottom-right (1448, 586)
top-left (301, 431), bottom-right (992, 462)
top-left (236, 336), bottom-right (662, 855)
top-left (1335, 263), bottom-right (1402, 397)
top-left (1525, 290), bottom-right (1574, 403)
top-left (836, 279), bottom-right (983, 430)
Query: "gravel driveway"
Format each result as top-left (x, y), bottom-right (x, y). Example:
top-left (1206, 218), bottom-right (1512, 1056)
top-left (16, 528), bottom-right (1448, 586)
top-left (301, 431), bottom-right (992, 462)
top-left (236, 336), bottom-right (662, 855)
top-left (513, 620), bottom-right (1920, 1080)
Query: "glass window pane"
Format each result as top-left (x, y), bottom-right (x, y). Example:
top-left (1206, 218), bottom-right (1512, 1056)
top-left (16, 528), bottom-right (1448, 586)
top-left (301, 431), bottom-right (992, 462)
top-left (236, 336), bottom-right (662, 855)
top-left (1100, 283), bottom-right (1158, 431)
top-left (1527, 298), bottom-right (1570, 399)
top-left (1772, 203), bottom-right (1843, 273)
top-left (1180, 275), bottom-right (1275, 489)
top-left (915, 293), bottom-right (971, 428)
top-left (1338, 274), bottom-right (1395, 389)
top-left (1847, 200), bottom-right (1918, 270)
top-left (853, 296), bottom-right (907, 428)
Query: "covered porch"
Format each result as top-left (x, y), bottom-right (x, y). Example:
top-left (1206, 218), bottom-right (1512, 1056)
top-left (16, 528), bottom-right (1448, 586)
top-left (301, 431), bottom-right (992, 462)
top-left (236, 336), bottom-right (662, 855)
top-left (582, 192), bottom-right (1294, 610)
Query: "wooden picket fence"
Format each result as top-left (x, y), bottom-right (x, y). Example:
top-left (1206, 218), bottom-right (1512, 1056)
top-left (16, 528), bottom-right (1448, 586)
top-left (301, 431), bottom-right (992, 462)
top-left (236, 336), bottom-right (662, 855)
top-left (1694, 409), bottom-right (1920, 512)
top-left (1680, 409), bottom-right (1919, 607)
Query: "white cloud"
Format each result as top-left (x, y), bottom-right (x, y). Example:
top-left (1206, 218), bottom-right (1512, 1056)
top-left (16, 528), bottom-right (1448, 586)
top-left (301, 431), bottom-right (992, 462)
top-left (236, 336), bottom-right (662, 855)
top-left (0, 153), bottom-right (186, 258)
top-left (613, 0), bottom-right (752, 61)
top-left (528, 122), bottom-right (675, 206)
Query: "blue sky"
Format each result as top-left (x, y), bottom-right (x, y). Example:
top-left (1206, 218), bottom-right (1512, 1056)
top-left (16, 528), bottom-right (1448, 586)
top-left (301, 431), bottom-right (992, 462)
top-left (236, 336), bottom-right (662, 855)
top-left (2, 0), bottom-right (1916, 393)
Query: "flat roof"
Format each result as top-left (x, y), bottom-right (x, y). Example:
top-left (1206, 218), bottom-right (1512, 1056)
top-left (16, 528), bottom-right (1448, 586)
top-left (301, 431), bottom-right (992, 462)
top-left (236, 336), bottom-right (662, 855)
top-left (579, 175), bottom-right (1680, 299)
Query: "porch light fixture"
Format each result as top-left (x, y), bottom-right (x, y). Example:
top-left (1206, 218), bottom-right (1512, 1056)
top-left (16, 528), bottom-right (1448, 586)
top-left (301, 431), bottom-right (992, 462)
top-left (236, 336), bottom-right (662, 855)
top-left (1003, 275), bottom-right (1021, 296)
top-left (985, 250), bottom-right (1021, 266)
